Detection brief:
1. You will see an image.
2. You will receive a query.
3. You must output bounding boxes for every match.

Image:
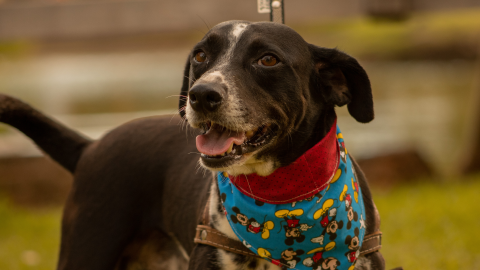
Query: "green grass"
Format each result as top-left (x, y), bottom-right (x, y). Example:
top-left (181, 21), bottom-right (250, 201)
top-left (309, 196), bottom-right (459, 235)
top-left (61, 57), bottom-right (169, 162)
top-left (0, 178), bottom-right (479, 269)
top-left (374, 177), bottom-right (480, 270)
top-left (0, 200), bottom-right (61, 270)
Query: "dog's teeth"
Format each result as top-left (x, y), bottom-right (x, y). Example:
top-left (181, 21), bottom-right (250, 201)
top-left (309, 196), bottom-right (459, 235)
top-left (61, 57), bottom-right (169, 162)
top-left (227, 143), bottom-right (234, 154)
top-left (245, 130), bottom-right (254, 139)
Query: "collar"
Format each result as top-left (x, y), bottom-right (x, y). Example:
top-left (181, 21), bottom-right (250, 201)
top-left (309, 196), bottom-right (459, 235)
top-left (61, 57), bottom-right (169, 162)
top-left (227, 120), bottom-right (339, 204)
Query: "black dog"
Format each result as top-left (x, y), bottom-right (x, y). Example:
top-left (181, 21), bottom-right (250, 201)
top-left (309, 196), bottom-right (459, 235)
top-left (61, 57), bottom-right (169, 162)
top-left (0, 21), bottom-right (385, 270)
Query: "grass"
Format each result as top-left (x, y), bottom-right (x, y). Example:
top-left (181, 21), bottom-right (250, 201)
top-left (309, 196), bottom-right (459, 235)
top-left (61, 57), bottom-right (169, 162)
top-left (0, 178), bottom-right (479, 269)
top-left (374, 177), bottom-right (480, 270)
top-left (0, 200), bottom-right (61, 270)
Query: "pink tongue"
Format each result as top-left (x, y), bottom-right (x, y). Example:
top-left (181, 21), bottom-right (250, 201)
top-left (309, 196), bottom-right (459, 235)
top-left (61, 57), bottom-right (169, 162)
top-left (196, 125), bottom-right (245, 156)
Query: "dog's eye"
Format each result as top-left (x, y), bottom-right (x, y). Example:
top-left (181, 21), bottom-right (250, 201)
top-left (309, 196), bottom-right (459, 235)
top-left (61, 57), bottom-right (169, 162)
top-left (258, 55), bottom-right (278, 66)
top-left (194, 51), bottom-right (207, 63)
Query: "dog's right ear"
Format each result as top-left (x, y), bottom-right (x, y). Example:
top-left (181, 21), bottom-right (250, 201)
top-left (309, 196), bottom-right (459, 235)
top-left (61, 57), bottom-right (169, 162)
top-left (309, 45), bottom-right (374, 123)
top-left (179, 55), bottom-right (191, 119)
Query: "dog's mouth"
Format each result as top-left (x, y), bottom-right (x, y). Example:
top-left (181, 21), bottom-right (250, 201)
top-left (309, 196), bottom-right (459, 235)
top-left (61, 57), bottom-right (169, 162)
top-left (196, 121), bottom-right (276, 167)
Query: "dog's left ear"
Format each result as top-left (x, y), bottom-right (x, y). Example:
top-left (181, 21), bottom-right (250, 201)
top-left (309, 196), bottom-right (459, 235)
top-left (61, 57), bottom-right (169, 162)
top-left (309, 45), bottom-right (374, 123)
top-left (179, 55), bottom-right (191, 119)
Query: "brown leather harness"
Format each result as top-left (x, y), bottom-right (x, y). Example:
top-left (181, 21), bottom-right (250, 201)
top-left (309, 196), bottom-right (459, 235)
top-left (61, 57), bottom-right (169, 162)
top-left (194, 199), bottom-right (382, 259)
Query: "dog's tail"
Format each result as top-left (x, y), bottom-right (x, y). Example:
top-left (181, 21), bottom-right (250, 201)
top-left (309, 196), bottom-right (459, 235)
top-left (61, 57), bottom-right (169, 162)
top-left (0, 94), bottom-right (92, 173)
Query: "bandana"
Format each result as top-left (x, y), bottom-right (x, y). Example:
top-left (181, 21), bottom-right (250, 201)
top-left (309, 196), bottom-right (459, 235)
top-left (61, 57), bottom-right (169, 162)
top-left (218, 123), bottom-right (366, 270)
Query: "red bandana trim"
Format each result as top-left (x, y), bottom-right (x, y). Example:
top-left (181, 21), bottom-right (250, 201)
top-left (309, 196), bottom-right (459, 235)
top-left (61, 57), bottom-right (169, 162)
top-left (229, 121), bottom-right (339, 204)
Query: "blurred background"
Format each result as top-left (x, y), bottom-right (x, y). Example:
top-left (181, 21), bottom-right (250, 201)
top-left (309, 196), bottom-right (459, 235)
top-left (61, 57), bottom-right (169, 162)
top-left (1, 0), bottom-right (480, 269)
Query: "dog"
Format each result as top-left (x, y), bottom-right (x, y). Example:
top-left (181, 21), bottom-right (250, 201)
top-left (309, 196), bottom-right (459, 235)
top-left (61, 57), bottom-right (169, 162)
top-left (0, 21), bottom-right (386, 270)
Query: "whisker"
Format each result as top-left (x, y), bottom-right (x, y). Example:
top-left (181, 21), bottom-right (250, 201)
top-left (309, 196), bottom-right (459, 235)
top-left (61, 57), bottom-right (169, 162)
top-left (185, 75), bottom-right (197, 84)
top-left (196, 14), bottom-right (211, 31)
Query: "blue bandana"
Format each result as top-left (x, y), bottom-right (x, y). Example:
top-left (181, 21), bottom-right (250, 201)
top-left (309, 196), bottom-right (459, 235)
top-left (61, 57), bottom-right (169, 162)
top-left (217, 125), bottom-right (365, 270)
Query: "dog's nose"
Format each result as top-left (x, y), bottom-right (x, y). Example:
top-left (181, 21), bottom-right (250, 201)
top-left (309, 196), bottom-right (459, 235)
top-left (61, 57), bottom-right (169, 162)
top-left (189, 84), bottom-right (224, 112)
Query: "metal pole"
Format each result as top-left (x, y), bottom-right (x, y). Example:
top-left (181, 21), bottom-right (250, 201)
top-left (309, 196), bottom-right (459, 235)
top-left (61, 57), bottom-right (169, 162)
top-left (269, 0), bottom-right (285, 24)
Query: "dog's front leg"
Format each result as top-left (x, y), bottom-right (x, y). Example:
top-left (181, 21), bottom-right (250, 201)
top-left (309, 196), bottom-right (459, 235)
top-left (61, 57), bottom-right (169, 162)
top-left (355, 252), bottom-right (386, 270)
top-left (188, 244), bottom-right (222, 270)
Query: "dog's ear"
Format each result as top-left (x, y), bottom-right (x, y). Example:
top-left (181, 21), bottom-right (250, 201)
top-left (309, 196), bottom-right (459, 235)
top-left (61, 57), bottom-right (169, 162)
top-left (309, 45), bottom-right (374, 123)
top-left (179, 55), bottom-right (191, 119)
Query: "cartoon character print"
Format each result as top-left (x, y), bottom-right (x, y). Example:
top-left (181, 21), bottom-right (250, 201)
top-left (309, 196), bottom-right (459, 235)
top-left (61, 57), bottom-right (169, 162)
top-left (230, 207), bottom-right (274, 239)
top-left (291, 193), bottom-right (323, 207)
top-left (255, 200), bottom-right (265, 206)
top-left (275, 209), bottom-right (312, 245)
top-left (351, 177), bottom-right (359, 204)
top-left (339, 141), bottom-right (347, 164)
top-left (339, 185), bottom-right (358, 230)
top-left (359, 214), bottom-right (366, 230)
top-left (311, 199), bottom-right (343, 245)
top-left (310, 207), bottom-right (344, 245)
top-left (279, 248), bottom-right (305, 269)
top-left (326, 169), bottom-right (342, 191)
top-left (303, 242), bottom-right (340, 270)
top-left (259, 248), bottom-right (305, 269)
top-left (220, 193), bottom-right (228, 216)
top-left (345, 206), bottom-right (358, 230)
top-left (344, 227), bottom-right (361, 264)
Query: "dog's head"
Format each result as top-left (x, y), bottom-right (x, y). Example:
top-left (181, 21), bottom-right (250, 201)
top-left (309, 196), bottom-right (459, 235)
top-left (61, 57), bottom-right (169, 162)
top-left (179, 21), bottom-right (373, 176)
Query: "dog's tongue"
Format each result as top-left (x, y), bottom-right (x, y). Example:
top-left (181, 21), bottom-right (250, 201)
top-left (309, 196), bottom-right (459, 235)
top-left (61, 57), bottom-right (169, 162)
top-left (196, 124), bottom-right (245, 156)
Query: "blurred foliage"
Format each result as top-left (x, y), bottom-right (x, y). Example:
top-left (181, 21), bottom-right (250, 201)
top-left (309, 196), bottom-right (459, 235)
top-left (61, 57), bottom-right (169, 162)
top-left (2, 8), bottom-right (480, 61)
top-left (0, 178), bottom-right (479, 269)
top-left (0, 41), bottom-right (34, 59)
top-left (295, 8), bottom-right (480, 60)
top-left (0, 199), bottom-right (60, 270)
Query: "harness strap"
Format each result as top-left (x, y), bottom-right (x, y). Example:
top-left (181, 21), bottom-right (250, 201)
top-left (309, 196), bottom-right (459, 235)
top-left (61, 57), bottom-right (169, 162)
top-left (194, 199), bottom-right (382, 258)
top-left (359, 231), bottom-right (382, 255)
top-left (194, 225), bottom-right (262, 258)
